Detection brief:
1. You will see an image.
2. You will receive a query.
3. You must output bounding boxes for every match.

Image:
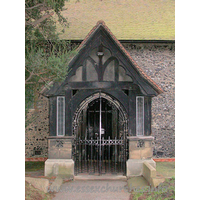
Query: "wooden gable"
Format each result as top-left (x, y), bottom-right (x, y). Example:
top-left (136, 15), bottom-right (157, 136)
top-left (64, 21), bottom-right (163, 96)
top-left (44, 21), bottom-right (163, 97)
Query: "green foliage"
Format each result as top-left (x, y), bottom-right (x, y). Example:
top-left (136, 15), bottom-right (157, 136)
top-left (25, 40), bottom-right (76, 83)
top-left (25, 40), bottom-right (77, 119)
top-left (25, 0), bottom-right (68, 40)
top-left (25, 1), bottom-right (78, 126)
top-left (25, 161), bottom-right (45, 172)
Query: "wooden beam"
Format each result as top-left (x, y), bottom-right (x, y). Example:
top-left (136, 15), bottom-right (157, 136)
top-left (67, 81), bottom-right (138, 90)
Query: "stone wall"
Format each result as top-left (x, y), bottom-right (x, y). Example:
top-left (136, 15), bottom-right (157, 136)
top-left (25, 42), bottom-right (175, 158)
top-left (25, 95), bottom-right (49, 158)
top-left (122, 43), bottom-right (175, 157)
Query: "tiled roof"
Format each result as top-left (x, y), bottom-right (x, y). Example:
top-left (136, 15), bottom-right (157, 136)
top-left (56, 0), bottom-right (175, 40)
top-left (78, 20), bottom-right (163, 94)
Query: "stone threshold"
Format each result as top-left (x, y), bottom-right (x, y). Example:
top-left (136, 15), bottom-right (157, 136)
top-left (74, 175), bottom-right (127, 181)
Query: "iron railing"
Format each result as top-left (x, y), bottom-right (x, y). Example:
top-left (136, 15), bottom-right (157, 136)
top-left (73, 136), bottom-right (127, 175)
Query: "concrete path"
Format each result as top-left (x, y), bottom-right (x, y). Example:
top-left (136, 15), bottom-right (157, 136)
top-left (52, 180), bottom-right (131, 200)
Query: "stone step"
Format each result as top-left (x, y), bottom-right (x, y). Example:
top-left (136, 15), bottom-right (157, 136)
top-left (75, 175), bottom-right (127, 181)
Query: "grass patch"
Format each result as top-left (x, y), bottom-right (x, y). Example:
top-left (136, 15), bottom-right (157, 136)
top-left (25, 162), bottom-right (45, 172)
top-left (130, 177), bottom-right (175, 200)
top-left (25, 181), bottom-right (54, 200)
top-left (156, 162), bottom-right (175, 178)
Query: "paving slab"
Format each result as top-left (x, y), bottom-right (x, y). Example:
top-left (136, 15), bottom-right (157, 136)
top-left (52, 180), bottom-right (130, 200)
top-left (25, 177), bottom-right (49, 193)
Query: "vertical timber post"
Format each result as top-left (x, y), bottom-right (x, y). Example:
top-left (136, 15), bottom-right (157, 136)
top-left (99, 92), bottom-right (102, 175)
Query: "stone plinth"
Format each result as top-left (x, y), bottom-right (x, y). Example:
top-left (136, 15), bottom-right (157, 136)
top-left (126, 158), bottom-right (156, 176)
top-left (126, 136), bottom-right (155, 176)
top-left (44, 159), bottom-right (74, 177)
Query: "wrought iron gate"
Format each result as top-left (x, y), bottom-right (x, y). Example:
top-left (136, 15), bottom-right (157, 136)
top-left (72, 93), bottom-right (128, 176)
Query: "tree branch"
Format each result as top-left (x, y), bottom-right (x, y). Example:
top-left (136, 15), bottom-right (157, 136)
top-left (25, 11), bottom-right (54, 27)
top-left (25, 71), bottom-right (34, 83)
top-left (25, 3), bottom-right (44, 10)
top-left (25, 67), bottom-right (52, 86)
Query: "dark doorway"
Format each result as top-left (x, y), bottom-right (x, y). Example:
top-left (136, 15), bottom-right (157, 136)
top-left (72, 94), bottom-right (128, 176)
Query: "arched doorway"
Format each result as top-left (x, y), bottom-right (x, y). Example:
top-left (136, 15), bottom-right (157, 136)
top-left (72, 92), bottom-right (128, 175)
